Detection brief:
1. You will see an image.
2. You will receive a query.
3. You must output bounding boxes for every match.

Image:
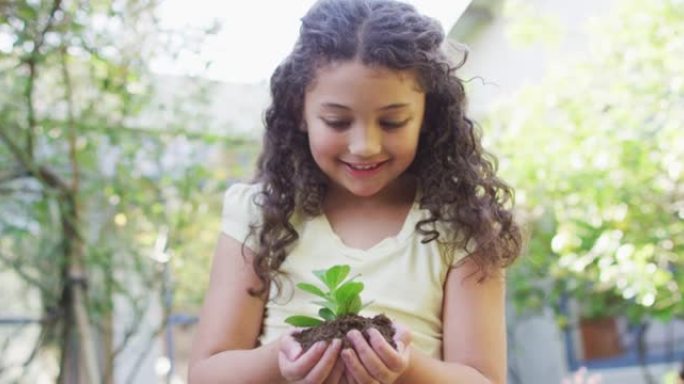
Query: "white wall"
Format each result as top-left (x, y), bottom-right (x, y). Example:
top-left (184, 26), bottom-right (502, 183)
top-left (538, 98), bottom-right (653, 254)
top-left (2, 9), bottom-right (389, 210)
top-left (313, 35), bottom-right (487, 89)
top-left (459, 0), bottom-right (618, 117)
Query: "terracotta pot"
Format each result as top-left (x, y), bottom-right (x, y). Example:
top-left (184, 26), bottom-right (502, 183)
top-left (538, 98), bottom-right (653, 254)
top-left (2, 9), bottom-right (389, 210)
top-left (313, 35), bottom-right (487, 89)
top-left (579, 316), bottom-right (624, 360)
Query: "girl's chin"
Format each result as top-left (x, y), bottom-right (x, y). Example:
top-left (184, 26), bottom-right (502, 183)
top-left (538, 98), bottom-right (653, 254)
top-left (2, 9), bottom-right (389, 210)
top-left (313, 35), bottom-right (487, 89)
top-left (339, 183), bottom-right (387, 199)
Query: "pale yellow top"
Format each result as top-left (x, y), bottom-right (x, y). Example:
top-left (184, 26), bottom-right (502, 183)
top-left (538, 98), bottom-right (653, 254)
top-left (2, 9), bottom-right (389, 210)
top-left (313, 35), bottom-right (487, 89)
top-left (220, 182), bottom-right (467, 359)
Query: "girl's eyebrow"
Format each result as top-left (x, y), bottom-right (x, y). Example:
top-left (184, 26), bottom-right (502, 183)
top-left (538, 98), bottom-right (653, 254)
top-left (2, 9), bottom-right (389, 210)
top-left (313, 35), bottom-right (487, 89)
top-left (320, 102), bottom-right (410, 111)
top-left (378, 103), bottom-right (410, 111)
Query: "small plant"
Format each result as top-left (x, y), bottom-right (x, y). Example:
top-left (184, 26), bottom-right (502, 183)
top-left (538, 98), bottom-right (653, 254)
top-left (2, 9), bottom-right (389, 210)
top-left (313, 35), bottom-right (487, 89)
top-left (283, 264), bottom-right (396, 352)
top-left (285, 264), bottom-right (370, 327)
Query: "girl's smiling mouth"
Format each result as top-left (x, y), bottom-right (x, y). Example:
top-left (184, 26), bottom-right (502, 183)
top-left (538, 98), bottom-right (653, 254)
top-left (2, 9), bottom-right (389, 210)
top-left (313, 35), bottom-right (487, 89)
top-left (342, 160), bottom-right (388, 174)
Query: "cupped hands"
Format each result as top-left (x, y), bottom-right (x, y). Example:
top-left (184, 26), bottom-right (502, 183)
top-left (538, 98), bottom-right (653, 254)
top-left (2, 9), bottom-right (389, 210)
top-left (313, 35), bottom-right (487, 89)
top-left (340, 323), bottom-right (412, 384)
top-left (278, 323), bottom-right (412, 384)
top-left (279, 328), bottom-right (345, 384)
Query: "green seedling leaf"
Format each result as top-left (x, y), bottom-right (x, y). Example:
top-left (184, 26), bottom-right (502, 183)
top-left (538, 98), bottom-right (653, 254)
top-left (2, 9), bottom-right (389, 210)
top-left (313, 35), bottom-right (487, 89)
top-left (296, 283), bottom-right (328, 300)
top-left (286, 265), bottom-right (367, 328)
top-left (348, 296), bottom-right (362, 315)
top-left (324, 265), bottom-right (351, 290)
top-left (313, 269), bottom-right (328, 286)
top-left (361, 300), bottom-right (374, 311)
top-left (335, 281), bottom-right (364, 315)
top-left (314, 300), bottom-right (338, 314)
top-left (284, 315), bottom-right (324, 327)
top-left (334, 281), bottom-right (364, 304)
top-left (319, 308), bottom-right (335, 321)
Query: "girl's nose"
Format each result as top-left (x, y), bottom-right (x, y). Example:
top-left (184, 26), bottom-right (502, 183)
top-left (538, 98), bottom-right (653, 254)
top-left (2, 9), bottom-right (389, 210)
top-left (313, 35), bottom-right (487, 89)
top-left (348, 124), bottom-right (382, 157)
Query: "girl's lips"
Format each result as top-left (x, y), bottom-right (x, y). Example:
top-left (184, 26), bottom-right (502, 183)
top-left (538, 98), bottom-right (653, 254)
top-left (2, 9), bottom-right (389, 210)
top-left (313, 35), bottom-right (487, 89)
top-left (346, 162), bottom-right (383, 169)
top-left (342, 160), bottom-right (388, 176)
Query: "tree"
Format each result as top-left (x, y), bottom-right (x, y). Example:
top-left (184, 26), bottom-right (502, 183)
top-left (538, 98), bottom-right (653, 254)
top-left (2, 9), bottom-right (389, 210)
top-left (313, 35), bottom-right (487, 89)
top-left (488, 0), bottom-right (684, 325)
top-left (0, 0), bottom-right (256, 381)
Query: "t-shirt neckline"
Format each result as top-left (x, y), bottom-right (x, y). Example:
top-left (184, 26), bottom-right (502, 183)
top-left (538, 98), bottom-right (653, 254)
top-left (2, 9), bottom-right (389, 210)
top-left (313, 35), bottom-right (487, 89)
top-left (317, 198), bottom-right (421, 255)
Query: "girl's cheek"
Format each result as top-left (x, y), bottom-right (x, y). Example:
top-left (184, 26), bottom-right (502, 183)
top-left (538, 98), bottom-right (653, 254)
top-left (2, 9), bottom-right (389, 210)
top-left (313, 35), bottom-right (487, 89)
top-left (310, 132), bottom-right (344, 154)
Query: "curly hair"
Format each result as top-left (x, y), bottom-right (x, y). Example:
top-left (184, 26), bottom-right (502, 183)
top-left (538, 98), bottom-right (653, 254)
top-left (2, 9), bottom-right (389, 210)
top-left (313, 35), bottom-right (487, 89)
top-left (247, 0), bottom-right (521, 298)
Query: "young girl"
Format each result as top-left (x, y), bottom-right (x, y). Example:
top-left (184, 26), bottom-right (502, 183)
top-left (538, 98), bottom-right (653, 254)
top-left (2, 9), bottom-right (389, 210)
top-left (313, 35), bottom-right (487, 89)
top-left (189, 0), bottom-right (521, 383)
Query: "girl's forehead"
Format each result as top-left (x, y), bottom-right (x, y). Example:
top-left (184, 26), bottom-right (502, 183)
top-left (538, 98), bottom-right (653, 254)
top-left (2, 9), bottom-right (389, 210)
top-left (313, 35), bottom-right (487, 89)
top-left (306, 60), bottom-right (423, 98)
top-left (316, 60), bottom-right (411, 78)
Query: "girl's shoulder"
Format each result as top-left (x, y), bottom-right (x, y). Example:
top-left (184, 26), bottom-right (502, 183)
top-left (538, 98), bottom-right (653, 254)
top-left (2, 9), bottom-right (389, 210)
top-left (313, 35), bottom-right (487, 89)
top-left (223, 181), bottom-right (262, 205)
top-left (416, 211), bottom-right (473, 267)
top-left (221, 182), bottom-right (264, 245)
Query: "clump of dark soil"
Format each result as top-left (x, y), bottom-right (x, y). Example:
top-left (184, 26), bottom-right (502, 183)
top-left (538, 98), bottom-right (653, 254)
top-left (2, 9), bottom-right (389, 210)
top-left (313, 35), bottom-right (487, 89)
top-left (293, 314), bottom-right (396, 352)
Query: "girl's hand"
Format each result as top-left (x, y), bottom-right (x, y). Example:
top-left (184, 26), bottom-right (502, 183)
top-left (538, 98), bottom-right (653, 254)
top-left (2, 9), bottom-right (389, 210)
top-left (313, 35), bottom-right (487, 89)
top-left (279, 329), bottom-right (345, 383)
top-left (341, 323), bottom-right (412, 384)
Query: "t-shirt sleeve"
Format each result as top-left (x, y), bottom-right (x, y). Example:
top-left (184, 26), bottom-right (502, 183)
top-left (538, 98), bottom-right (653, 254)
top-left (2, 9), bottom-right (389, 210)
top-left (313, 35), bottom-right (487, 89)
top-left (435, 220), bottom-right (471, 267)
top-left (220, 182), bottom-right (262, 251)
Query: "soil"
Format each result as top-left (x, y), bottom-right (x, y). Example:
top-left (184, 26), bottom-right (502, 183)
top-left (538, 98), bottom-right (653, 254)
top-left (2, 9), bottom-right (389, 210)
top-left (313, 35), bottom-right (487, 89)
top-left (293, 313), bottom-right (396, 352)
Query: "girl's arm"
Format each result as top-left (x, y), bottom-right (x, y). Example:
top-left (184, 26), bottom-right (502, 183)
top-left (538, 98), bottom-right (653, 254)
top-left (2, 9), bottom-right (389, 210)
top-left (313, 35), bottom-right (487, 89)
top-left (341, 256), bottom-right (507, 384)
top-left (188, 233), bottom-right (283, 383)
top-left (188, 233), bottom-right (344, 384)
top-left (399, 256), bottom-right (507, 384)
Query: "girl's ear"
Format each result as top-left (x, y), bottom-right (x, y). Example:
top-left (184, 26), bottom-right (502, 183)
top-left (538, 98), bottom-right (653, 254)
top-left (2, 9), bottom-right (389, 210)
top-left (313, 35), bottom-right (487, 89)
top-left (299, 121), bottom-right (308, 132)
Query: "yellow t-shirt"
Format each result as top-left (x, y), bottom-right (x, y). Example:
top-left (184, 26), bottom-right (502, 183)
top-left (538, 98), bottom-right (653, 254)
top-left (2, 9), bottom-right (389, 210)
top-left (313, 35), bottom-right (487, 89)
top-left (220, 182), bottom-right (467, 359)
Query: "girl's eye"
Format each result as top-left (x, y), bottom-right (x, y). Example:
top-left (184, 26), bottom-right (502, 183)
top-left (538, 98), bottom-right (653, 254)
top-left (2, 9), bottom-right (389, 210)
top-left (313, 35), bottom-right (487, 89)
top-left (320, 117), bottom-right (411, 130)
top-left (322, 119), bottom-right (351, 130)
top-left (381, 118), bottom-right (410, 130)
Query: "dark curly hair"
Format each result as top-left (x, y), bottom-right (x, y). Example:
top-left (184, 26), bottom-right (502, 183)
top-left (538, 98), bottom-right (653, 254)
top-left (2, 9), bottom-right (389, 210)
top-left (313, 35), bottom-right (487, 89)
top-left (247, 0), bottom-right (521, 297)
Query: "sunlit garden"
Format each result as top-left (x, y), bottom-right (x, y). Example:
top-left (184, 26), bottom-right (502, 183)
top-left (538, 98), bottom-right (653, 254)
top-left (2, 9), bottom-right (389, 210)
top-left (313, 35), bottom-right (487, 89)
top-left (1, 0), bottom-right (682, 383)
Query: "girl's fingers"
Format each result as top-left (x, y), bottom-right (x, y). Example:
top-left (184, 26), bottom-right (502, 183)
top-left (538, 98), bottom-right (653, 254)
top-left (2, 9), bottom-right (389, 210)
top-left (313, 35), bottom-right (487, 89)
top-left (279, 340), bottom-right (327, 380)
top-left (367, 328), bottom-right (406, 372)
top-left (305, 338), bottom-right (342, 383)
top-left (281, 331), bottom-right (303, 361)
top-left (346, 329), bottom-right (392, 382)
top-left (391, 322), bottom-right (412, 348)
top-left (324, 355), bottom-right (346, 384)
top-left (342, 369), bottom-right (356, 384)
top-left (341, 347), bottom-right (379, 384)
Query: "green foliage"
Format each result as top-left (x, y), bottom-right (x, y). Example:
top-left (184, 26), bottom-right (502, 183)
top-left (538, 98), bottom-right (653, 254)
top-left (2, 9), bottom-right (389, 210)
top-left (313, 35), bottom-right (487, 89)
top-left (487, 0), bottom-right (684, 324)
top-left (284, 265), bottom-right (370, 327)
top-left (0, 0), bottom-right (259, 380)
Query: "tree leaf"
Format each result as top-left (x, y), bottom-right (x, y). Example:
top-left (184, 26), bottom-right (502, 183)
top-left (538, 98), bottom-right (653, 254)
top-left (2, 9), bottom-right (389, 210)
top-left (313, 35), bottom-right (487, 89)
top-left (284, 315), bottom-right (323, 328)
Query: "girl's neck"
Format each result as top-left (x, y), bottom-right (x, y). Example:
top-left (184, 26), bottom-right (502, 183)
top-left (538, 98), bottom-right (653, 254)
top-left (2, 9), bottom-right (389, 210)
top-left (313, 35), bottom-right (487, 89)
top-left (321, 175), bottom-right (418, 250)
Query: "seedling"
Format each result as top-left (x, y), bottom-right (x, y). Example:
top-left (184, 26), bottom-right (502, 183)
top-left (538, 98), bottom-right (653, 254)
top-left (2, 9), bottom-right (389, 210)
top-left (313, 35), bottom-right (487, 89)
top-left (284, 264), bottom-right (371, 327)
top-left (284, 264), bottom-right (396, 352)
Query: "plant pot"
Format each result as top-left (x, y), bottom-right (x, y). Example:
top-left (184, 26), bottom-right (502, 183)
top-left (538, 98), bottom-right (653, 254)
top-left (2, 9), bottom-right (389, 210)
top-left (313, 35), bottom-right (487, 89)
top-left (579, 316), bottom-right (624, 360)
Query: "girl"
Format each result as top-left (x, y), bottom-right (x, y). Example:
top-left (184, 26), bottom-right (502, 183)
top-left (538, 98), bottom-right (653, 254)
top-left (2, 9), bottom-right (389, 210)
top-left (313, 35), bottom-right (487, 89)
top-left (189, 0), bottom-right (521, 383)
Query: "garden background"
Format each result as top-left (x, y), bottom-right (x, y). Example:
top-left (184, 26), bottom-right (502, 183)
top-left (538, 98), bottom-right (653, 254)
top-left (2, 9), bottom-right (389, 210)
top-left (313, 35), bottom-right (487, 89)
top-left (1, 0), bottom-right (682, 383)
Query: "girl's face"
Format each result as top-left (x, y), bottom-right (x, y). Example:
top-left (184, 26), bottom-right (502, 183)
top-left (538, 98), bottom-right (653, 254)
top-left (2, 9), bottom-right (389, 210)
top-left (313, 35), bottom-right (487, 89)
top-left (302, 60), bottom-right (425, 199)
